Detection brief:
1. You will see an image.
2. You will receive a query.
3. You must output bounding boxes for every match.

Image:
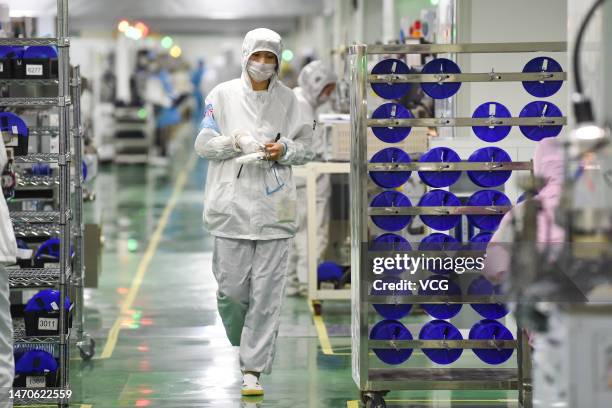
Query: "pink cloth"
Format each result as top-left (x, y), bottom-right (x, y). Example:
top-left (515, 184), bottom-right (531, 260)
top-left (484, 137), bottom-right (565, 283)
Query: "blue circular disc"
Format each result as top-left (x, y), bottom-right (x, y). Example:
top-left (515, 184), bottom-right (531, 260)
top-left (23, 46), bottom-right (58, 59)
top-left (371, 276), bottom-right (413, 319)
top-left (15, 350), bottom-right (58, 375)
top-left (371, 191), bottom-right (413, 232)
top-left (369, 148), bottom-right (412, 188)
top-left (467, 190), bottom-right (511, 232)
top-left (0, 46), bottom-right (24, 58)
top-left (467, 147), bottom-right (512, 187)
top-left (418, 276), bottom-right (462, 319)
top-left (370, 320), bottom-right (414, 364)
top-left (0, 112), bottom-right (28, 137)
top-left (419, 320), bottom-right (463, 364)
top-left (371, 103), bottom-right (413, 143)
top-left (421, 58), bottom-right (462, 99)
top-left (472, 102), bottom-right (512, 142)
top-left (25, 289), bottom-right (71, 313)
top-left (418, 147), bottom-right (462, 187)
top-left (419, 233), bottom-right (459, 274)
top-left (418, 190), bottom-right (461, 231)
top-left (469, 231), bottom-right (493, 250)
top-left (519, 101), bottom-right (563, 141)
top-left (469, 320), bottom-right (514, 364)
top-left (317, 261), bottom-right (344, 282)
top-left (522, 57), bottom-right (563, 97)
top-left (468, 276), bottom-right (509, 319)
top-left (371, 234), bottom-right (412, 275)
top-left (371, 59), bottom-right (412, 99)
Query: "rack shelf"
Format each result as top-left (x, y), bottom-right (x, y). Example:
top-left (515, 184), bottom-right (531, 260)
top-left (14, 153), bottom-right (66, 163)
top-left (369, 71), bottom-right (567, 83)
top-left (0, 37), bottom-right (62, 46)
top-left (368, 161), bottom-right (532, 171)
top-left (10, 211), bottom-right (67, 224)
top-left (17, 176), bottom-right (60, 189)
top-left (8, 268), bottom-right (62, 288)
top-left (0, 96), bottom-right (71, 107)
top-left (13, 224), bottom-right (62, 238)
top-left (0, 78), bottom-right (59, 86)
top-left (368, 117), bottom-right (567, 128)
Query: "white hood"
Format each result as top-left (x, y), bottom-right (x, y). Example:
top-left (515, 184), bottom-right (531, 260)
top-left (241, 28), bottom-right (282, 73)
top-left (297, 60), bottom-right (337, 107)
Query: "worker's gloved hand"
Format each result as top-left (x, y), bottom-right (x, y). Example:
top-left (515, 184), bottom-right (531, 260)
top-left (232, 130), bottom-right (264, 154)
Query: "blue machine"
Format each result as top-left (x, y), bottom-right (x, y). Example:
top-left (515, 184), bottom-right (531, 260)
top-left (370, 191), bottom-right (413, 232)
top-left (371, 103), bottom-right (413, 143)
top-left (419, 320), bottom-right (463, 364)
top-left (370, 320), bottom-right (413, 364)
top-left (25, 289), bottom-right (71, 313)
top-left (471, 102), bottom-right (512, 142)
top-left (421, 58), bottom-right (462, 99)
top-left (371, 59), bottom-right (412, 99)
top-left (418, 190), bottom-right (461, 231)
top-left (369, 148), bottom-right (412, 188)
top-left (418, 147), bottom-right (462, 187)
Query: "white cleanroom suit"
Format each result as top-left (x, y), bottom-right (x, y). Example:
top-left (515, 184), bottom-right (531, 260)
top-left (0, 135), bottom-right (16, 408)
top-left (194, 28), bottom-right (312, 375)
top-left (288, 61), bottom-right (337, 294)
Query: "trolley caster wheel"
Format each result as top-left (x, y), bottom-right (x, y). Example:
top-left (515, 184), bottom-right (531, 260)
top-left (363, 395), bottom-right (386, 408)
top-left (312, 301), bottom-right (323, 316)
top-left (78, 336), bottom-right (96, 361)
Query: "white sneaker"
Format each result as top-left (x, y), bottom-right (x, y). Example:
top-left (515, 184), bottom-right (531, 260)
top-left (241, 373), bottom-right (264, 396)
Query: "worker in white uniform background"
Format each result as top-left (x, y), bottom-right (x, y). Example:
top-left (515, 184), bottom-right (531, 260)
top-left (287, 61), bottom-right (337, 296)
top-left (194, 28), bottom-right (312, 397)
top-left (0, 135), bottom-right (16, 408)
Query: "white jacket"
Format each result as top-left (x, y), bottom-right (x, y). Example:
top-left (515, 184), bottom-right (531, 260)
top-left (0, 136), bottom-right (17, 264)
top-left (195, 28), bottom-right (313, 240)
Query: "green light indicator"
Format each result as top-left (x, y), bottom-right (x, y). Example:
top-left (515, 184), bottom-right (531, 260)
top-left (128, 239), bottom-right (139, 252)
top-left (161, 36), bottom-right (173, 49)
top-left (137, 108), bottom-right (147, 119)
top-left (281, 49), bottom-right (294, 62)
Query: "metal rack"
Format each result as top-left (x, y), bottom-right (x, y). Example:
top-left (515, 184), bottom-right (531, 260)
top-left (4, 1), bottom-right (77, 406)
top-left (349, 42), bottom-right (567, 408)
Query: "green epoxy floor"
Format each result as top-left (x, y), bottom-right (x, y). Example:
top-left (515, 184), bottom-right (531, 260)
top-left (65, 128), bottom-right (521, 408)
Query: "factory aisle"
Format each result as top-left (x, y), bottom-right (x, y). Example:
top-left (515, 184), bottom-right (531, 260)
top-left (66, 127), bottom-right (519, 408)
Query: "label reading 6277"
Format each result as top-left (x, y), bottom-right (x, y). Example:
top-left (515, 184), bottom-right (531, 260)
top-left (26, 64), bottom-right (43, 76)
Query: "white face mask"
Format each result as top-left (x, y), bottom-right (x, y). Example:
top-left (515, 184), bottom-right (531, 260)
top-left (247, 61), bottom-right (276, 82)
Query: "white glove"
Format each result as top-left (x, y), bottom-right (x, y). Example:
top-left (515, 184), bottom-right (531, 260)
top-left (236, 151), bottom-right (266, 164)
top-left (232, 130), bottom-right (264, 154)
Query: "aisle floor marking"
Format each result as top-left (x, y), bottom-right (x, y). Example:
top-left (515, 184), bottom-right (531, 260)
top-left (308, 302), bottom-right (334, 355)
top-left (347, 399), bottom-right (516, 407)
top-left (99, 155), bottom-right (197, 359)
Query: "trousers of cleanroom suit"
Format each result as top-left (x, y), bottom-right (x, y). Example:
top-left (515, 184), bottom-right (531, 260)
top-left (212, 237), bottom-right (289, 374)
top-left (0, 265), bottom-right (14, 408)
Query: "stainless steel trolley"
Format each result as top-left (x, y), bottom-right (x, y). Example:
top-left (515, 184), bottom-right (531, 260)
top-left (349, 42), bottom-right (567, 408)
top-left (5, 0), bottom-right (84, 406)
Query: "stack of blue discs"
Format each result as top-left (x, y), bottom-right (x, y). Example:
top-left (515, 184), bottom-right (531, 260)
top-left (519, 101), bottom-right (563, 141)
top-left (467, 147), bottom-right (512, 187)
top-left (370, 320), bottom-right (414, 364)
top-left (370, 191), bottom-right (413, 232)
top-left (371, 234), bottom-right (412, 275)
top-left (371, 275), bottom-right (413, 319)
top-left (371, 103), bottom-right (414, 143)
top-left (317, 261), bottom-right (344, 283)
top-left (371, 59), bottom-right (412, 99)
top-left (418, 147), bottom-right (462, 187)
top-left (418, 190), bottom-right (461, 231)
top-left (467, 276), bottom-right (509, 319)
top-left (469, 231), bottom-right (494, 250)
top-left (421, 58), bottom-right (462, 99)
top-left (472, 102), bottom-right (512, 142)
top-left (522, 56), bottom-right (563, 97)
top-left (467, 190), bottom-right (511, 231)
top-left (419, 320), bottom-right (463, 364)
top-left (418, 276), bottom-right (462, 319)
top-left (469, 320), bottom-right (514, 364)
top-left (369, 148), bottom-right (412, 188)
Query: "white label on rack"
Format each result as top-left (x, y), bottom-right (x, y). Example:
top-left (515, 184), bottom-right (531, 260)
top-left (17, 248), bottom-right (33, 259)
top-left (12, 125), bottom-right (18, 135)
top-left (26, 64), bottom-right (44, 76)
top-left (38, 317), bottom-right (58, 331)
top-left (43, 262), bottom-right (60, 268)
top-left (0, 62), bottom-right (4, 72)
top-left (26, 376), bottom-right (46, 388)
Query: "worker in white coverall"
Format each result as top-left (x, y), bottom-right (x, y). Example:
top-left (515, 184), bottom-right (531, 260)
top-left (194, 28), bottom-right (312, 396)
top-left (287, 61), bottom-right (337, 296)
top-left (0, 134), bottom-right (16, 408)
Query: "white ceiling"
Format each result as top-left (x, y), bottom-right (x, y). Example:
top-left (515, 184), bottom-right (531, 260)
top-left (4, 0), bottom-right (326, 34)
